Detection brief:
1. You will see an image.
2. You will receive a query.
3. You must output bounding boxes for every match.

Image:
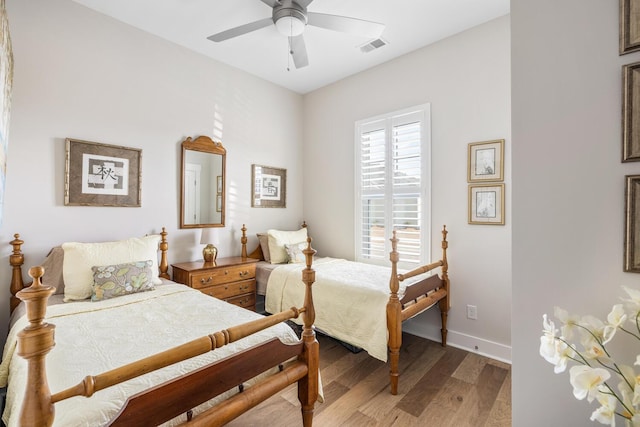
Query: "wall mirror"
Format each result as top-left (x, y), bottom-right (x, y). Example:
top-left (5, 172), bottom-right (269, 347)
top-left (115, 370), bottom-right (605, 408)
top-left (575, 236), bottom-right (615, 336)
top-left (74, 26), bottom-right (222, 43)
top-left (180, 136), bottom-right (226, 228)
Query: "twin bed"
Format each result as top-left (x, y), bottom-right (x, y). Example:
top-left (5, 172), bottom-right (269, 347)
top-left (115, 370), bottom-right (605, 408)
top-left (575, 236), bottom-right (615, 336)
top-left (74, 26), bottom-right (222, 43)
top-left (1, 223), bottom-right (450, 425)
top-left (2, 229), bottom-right (319, 426)
top-left (245, 224), bottom-right (450, 395)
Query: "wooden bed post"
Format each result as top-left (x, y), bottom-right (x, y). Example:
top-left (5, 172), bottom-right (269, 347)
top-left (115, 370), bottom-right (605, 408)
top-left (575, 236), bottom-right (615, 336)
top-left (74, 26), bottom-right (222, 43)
top-left (9, 234), bottom-right (25, 314)
top-left (241, 224), bottom-right (248, 259)
top-left (387, 230), bottom-right (402, 395)
top-left (159, 227), bottom-right (169, 279)
top-left (439, 225), bottom-right (449, 347)
top-left (298, 237), bottom-right (319, 426)
top-left (17, 266), bottom-right (57, 427)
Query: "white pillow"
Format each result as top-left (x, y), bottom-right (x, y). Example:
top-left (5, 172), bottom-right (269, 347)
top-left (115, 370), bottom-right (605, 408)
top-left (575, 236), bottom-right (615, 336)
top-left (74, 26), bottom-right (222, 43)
top-left (62, 235), bottom-right (162, 301)
top-left (267, 228), bottom-right (308, 264)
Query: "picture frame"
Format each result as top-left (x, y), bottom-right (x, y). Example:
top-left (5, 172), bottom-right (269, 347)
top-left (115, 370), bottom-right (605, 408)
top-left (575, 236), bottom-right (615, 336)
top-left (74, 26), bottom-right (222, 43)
top-left (625, 175), bottom-right (640, 272)
top-left (623, 62), bottom-right (640, 161)
top-left (620, 0), bottom-right (640, 55)
top-left (65, 138), bottom-right (142, 207)
top-left (469, 183), bottom-right (505, 225)
top-left (251, 164), bottom-right (286, 208)
top-left (468, 139), bottom-right (504, 182)
top-left (216, 194), bottom-right (222, 212)
top-left (216, 175), bottom-right (222, 194)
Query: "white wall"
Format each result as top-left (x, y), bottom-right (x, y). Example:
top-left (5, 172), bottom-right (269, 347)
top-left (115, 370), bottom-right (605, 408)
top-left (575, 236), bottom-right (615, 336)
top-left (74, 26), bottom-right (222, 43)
top-left (303, 16), bottom-right (512, 361)
top-left (0, 0), bottom-right (304, 340)
top-left (511, 0), bottom-right (640, 425)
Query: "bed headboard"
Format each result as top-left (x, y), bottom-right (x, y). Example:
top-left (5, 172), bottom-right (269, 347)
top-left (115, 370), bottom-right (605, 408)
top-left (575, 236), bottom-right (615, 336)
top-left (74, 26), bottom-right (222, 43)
top-left (8, 228), bottom-right (170, 314)
top-left (244, 221), bottom-right (308, 261)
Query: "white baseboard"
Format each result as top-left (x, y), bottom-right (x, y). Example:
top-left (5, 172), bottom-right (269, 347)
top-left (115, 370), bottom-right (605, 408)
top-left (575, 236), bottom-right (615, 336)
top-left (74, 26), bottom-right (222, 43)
top-left (402, 323), bottom-right (512, 364)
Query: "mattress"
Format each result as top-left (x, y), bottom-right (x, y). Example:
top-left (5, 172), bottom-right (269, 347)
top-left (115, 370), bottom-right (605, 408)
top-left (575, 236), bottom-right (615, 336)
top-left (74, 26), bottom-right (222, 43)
top-left (265, 257), bottom-right (430, 362)
top-left (255, 260), bottom-right (281, 296)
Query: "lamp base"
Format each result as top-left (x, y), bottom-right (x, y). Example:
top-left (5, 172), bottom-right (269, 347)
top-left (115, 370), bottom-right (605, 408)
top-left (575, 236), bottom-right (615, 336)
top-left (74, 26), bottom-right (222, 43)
top-left (203, 244), bottom-right (218, 264)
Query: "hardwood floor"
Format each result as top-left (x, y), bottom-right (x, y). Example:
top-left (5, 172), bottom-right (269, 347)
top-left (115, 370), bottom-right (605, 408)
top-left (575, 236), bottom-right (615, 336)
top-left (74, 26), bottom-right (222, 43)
top-left (228, 332), bottom-right (512, 426)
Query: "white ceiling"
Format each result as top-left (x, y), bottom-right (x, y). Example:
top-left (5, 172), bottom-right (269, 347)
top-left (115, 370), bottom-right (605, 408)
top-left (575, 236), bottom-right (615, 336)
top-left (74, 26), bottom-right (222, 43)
top-left (71, 0), bottom-right (510, 94)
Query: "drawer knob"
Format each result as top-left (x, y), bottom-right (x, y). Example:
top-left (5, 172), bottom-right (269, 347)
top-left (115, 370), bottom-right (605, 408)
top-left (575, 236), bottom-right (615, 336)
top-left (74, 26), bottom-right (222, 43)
top-left (200, 276), bottom-right (212, 284)
top-left (239, 270), bottom-right (249, 277)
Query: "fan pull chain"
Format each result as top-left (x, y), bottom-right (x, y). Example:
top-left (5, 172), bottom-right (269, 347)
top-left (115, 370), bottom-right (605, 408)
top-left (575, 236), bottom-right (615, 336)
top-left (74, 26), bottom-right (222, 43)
top-left (287, 36), bottom-right (291, 72)
top-left (287, 16), bottom-right (294, 72)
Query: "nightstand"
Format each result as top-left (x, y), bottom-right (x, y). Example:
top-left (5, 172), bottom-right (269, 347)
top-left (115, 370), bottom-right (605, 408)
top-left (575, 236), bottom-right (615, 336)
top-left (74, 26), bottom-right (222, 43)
top-left (171, 257), bottom-right (259, 311)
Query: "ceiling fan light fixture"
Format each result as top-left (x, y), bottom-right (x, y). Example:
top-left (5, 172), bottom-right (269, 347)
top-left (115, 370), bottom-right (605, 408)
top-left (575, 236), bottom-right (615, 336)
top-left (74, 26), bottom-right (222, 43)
top-left (275, 15), bottom-right (306, 36)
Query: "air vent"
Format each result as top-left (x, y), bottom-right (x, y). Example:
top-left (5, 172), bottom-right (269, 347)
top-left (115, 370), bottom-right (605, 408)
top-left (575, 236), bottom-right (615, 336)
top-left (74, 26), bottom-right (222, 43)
top-left (360, 38), bottom-right (388, 53)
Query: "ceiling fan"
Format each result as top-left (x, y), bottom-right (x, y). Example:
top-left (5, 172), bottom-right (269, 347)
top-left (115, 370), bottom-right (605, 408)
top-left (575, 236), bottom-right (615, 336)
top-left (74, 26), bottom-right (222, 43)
top-left (207, 0), bottom-right (385, 69)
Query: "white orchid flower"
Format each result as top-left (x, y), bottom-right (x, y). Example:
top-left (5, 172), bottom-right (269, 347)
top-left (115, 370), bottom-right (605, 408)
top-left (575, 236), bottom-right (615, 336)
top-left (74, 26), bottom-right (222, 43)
top-left (570, 365), bottom-right (611, 402)
top-left (590, 391), bottom-right (617, 426)
top-left (635, 356), bottom-right (640, 366)
top-left (580, 333), bottom-right (610, 361)
top-left (622, 286), bottom-right (640, 315)
top-left (581, 315), bottom-right (606, 341)
top-left (603, 304), bottom-right (628, 345)
top-left (555, 306), bottom-right (580, 340)
top-left (540, 314), bottom-right (560, 365)
top-left (553, 340), bottom-right (575, 374)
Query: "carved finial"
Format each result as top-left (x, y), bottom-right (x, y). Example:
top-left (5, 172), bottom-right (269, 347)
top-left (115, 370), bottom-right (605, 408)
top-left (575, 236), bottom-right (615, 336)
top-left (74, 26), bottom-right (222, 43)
top-left (241, 224), bottom-right (248, 259)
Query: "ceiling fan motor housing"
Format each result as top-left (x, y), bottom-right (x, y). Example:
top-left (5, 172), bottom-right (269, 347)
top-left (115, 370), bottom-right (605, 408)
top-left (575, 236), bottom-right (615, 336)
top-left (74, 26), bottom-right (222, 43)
top-left (273, 0), bottom-right (308, 32)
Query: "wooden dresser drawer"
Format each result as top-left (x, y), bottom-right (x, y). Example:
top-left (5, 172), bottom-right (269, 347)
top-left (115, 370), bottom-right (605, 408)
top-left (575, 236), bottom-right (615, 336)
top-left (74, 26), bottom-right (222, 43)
top-left (191, 264), bottom-right (256, 289)
top-left (226, 293), bottom-right (256, 310)
top-left (200, 279), bottom-right (256, 300)
top-left (171, 257), bottom-right (259, 312)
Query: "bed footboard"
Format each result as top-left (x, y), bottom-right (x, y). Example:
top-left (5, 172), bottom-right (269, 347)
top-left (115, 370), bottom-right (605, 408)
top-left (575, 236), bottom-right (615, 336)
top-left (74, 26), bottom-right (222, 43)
top-left (387, 225), bottom-right (449, 395)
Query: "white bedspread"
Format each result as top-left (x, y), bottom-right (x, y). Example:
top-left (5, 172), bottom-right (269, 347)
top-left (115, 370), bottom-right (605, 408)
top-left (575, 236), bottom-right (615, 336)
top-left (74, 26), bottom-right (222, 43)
top-left (265, 258), bottom-right (421, 362)
top-left (0, 283), bottom-right (300, 426)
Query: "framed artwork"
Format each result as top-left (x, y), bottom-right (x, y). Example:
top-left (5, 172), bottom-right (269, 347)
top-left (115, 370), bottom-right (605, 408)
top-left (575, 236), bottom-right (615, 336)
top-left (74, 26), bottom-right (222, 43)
top-left (468, 139), bottom-right (504, 182)
top-left (251, 164), bottom-right (286, 208)
top-left (216, 175), bottom-right (222, 194)
top-left (625, 175), bottom-right (640, 272)
top-left (216, 194), bottom-right (222, 212)
top-left (623, 62), bottom-right (640, 161)
top-left (65, 138), bottom-right (142, 207)
top-left (620, 0), bottom-right (640, 54)
top-left (469, 183), bottom-right (505, 225)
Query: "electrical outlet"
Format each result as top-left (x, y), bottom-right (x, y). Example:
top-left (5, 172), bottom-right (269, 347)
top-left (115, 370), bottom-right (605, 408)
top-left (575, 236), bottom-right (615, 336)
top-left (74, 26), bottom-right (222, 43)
top-left (466, 304), bottom-right (478, 320)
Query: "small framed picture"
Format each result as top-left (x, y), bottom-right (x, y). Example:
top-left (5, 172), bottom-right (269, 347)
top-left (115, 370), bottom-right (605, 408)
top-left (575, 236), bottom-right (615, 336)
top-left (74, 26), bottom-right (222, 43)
top-left (620, 0), bottom-right (640, 54)
top-left (216, 194), bottom-right (222, 212)
top-left (625, 175), bottom-right (640, 272)
top-left (623, 62), bottom-right (640, 161)
top-left (468, 139), bottom-right (504, 182)
top-left (65, 138), bottom-right (142, 207)
top-left (251, 164), bottom-right (286, 208)
top-left (469, 183), bottom-right (505, 225)
top-left (216, 175), bottom-right (222, 194)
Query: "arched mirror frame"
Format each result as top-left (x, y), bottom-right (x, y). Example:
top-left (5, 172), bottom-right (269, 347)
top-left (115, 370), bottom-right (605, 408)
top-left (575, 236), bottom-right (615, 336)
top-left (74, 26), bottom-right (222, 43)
top-left (180, 136), bottom-right (226, 229)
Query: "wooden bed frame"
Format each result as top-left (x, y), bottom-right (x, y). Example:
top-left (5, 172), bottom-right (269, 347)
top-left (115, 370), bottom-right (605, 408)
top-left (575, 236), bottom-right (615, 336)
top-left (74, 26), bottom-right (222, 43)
top-left (7, 228), bottom-right (319, 426)
top-left (245, 224), bottom-right (449, 395)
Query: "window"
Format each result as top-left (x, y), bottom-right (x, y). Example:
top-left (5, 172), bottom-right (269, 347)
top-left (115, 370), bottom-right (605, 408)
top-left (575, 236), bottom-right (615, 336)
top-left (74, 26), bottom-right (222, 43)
top-left (355, 104), bottom-right (431, 268)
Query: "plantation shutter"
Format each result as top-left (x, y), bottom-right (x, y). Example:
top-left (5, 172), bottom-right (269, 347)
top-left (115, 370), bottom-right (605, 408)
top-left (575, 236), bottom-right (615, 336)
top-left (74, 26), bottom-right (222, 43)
top-left (355, 105), bottom-right (430, 268)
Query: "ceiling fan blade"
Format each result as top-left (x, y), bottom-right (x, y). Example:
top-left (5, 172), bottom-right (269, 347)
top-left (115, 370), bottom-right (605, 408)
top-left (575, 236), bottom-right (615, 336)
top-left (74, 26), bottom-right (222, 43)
top-left (289, 34), bottom-right (309, 68)
top-left (307, 12), bottom-right (384, 39)
top-left (260, 0), bottom-right (281, 7)
top-left (296, 0), bottom-right (315, 7)
top-left (207, 17), bottom-right (273, 42)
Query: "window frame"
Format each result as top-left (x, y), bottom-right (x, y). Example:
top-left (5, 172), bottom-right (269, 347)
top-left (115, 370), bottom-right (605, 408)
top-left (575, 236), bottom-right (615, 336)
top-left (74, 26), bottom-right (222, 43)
top-left (354, 103), bottom-right (431, 269)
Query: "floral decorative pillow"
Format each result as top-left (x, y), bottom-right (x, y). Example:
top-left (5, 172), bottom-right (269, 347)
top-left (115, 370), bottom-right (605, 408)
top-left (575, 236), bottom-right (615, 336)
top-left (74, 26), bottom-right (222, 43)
top-left (91, 260), bottom-right (155, 301)
top-left (284, 241), bottom-right (308, 264)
